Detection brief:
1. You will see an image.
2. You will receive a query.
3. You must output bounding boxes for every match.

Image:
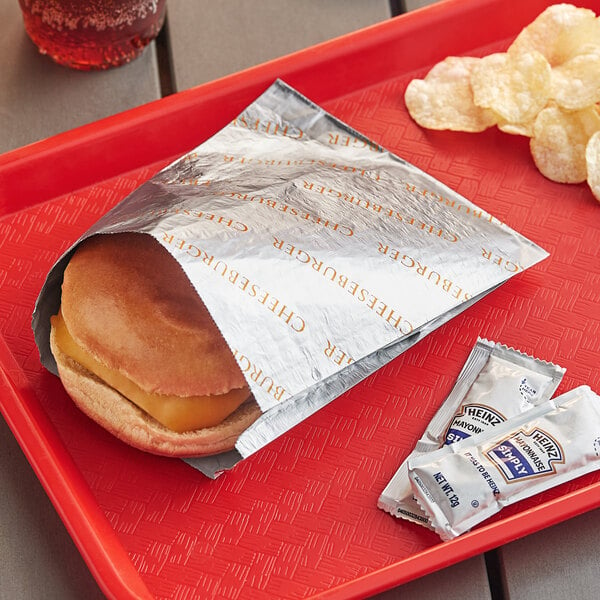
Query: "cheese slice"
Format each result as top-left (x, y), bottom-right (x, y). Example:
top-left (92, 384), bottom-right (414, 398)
top-left (51, 311), bottom-right (250, 433)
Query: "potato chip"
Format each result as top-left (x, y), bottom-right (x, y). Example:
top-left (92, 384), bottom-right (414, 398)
top-left (552, 12), bottom-right (600, 64)
top-left (530, 104), bottom-right (600, 183)
top-left (497, 119), bottom-right (535, 137)
top-left (550, 50), bottom-right (600, 110)
top-left (470, 51), bottom-right (551, 124)
top-left (404, 56), bottom-right (497, 132)
top-left (585, 130), bottom-right (600, 202)
top-left (509, 4), bottom-right (598, 66)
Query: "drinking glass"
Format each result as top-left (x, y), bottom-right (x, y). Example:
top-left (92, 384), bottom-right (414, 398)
top-left (18, 0), bottom-right (167, 70)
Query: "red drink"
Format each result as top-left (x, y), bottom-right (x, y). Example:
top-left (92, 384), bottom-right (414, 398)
top-left (18, 0), bottom-right (166, 70)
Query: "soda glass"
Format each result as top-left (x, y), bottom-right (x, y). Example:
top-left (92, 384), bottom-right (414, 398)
top-left (18, 0), bottom-right (167, 70)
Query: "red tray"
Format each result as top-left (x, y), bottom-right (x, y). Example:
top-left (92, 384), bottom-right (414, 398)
top-left (1, 1), bottom-right (599, 598)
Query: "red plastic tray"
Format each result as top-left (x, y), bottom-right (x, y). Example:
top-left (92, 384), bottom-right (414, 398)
top-left (1, 1), bottom-right (599, 598)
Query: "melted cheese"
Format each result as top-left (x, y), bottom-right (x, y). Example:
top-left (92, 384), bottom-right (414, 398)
top-left (51, 311), bottom-right (250, 433)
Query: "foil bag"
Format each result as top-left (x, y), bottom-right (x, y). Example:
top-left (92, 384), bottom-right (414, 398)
top-left (32, 81), bottom-right (549, 477)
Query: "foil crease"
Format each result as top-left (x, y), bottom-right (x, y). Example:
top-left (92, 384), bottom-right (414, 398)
top-left (32, 80), bottom-right (549, 478)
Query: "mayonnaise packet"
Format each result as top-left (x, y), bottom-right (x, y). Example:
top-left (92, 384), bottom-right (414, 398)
top-left (377, 338), bottom-right (565, 525)
top-left (408, 385), bottom-right (600, 541)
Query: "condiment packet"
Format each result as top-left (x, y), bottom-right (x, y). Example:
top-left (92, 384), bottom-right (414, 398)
top-left (408, 385), bottom-right (600, 541)
top-left (378, 338), bottom-right (565, 525)
top-left (32, 80), bottom-right (551, 477)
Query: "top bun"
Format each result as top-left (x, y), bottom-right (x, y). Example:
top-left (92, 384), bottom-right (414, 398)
top-left (61, 232), bottom-right (247, 398)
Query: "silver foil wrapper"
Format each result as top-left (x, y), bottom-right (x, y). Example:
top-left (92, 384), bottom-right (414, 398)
top-left (32, 80), bottom-right (549, 477)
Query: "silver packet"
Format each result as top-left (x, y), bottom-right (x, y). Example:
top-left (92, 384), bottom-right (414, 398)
top-left (378, 338), bottom-right (565, 525)
top-left (32, 80), bottom-right (550, 477)
top-left (408, 386), bottom-right (600, 541)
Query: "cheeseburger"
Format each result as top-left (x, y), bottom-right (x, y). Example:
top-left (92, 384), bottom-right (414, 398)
top-left (49, 232), bottom-right (261, 456)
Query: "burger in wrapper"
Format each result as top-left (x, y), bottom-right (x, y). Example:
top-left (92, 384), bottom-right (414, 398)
top-left (32, 81), bottom-right (550, 474)
top-left (49, 232), bottom-right (261, 457)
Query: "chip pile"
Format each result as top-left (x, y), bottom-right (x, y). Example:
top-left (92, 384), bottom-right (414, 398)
top-left (404, 3), bottom-right (600, 201)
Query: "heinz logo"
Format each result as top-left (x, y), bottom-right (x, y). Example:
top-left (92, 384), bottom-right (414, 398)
top-left (485, 427), bottom-right (564, 482)
top-left (444, 403), bottom-right (505, 445)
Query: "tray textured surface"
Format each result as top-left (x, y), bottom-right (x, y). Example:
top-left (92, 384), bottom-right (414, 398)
top-left (1, 3), bottom-right (599, 599)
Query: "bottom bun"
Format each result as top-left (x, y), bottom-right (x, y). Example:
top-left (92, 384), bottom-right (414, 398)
top-left (50, 327), bottom-right (262, 457)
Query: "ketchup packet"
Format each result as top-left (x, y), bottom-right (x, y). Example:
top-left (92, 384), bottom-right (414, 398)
top-left (378, 338), bottom-right (565, 525)
top-left (32, 81), bottom-right (550, 477)
top-left (408, 385), bottom-right (600, 540)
